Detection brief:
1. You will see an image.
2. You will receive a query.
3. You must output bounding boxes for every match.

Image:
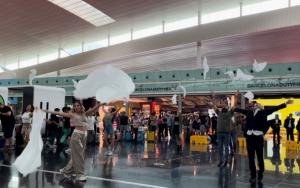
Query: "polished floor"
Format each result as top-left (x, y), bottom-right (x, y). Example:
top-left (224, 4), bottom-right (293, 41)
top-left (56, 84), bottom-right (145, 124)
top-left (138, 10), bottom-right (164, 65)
top-left (1, 139), bottom-right (300, 188)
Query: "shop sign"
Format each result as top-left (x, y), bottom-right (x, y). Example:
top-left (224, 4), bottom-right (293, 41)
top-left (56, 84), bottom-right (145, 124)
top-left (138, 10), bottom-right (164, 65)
top-left (247, 80), bottom-right (300, 89)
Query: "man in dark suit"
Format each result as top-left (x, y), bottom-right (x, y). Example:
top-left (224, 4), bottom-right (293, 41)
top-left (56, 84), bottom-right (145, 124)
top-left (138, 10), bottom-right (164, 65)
top-left (270, 114), bottom-right (281, 145)
top-left (234, 99), bottom-right (293, 185)
top-left (297, 120), bottom-right (300, 143)
top-left (284, 113), bottom-right (295, 141)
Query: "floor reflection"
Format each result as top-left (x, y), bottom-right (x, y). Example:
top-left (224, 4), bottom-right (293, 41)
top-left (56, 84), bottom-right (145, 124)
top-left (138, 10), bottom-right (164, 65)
top-left (0, 138), bottom-right (300, 187)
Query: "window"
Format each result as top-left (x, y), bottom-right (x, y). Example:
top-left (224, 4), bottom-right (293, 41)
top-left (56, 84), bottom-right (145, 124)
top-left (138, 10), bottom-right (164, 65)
top-left (60, 49), bottom-right (70, 58)
top-left (109, 23), bottom-right (131, 45)
top-left (165, 16), bottom-right (198, 32)
top-left (64, 46), bottom-right (82, 55)
top-left (84, 39), bottom-right (108, 51)
top-left (291, 0), bottom-right (300, 6)
top-left (132, 12), bottom-right (163, 40)
top-left (83, 30), bottom-right (108, 52)
top-left (201, 0), bottom-right (241, 24)
top-left (242, 0), bottom-right (289, 16)
top-left (201, 8), bottom-right (240, 24)
top-left (133, 25), bottom-right (162, 40)
top-left (19, 58), bottom-right (37, 68)
top-left (164, 4), bottom-right (198, 32)
top-left (39, 53), bottom-right (58, 64)
top-left (109, 33), bottom-right (131, 45)
top-left (6, 63), bottom-right (18, 70)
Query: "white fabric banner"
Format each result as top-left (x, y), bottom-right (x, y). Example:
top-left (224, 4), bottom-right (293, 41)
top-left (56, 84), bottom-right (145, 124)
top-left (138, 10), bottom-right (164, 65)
top-left (13, 109), bottom-right (45, 176)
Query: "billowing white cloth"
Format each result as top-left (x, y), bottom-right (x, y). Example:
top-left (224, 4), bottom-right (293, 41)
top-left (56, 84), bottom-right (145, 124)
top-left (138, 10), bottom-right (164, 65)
top-left (74, 65), bottom-right (135, 103)
top-left (208, 109), bottom-right (217, 118)
top-left (234, 69), bottom-right (254, 81)
top-left (29, 69), bottom-right (37, 85)
top-left (253, 59), bottom-right (267, 73)
top-left (72, 79), bottom-right (78, 88)
top-left (13, 109), bottom-right (45, 176)
top-left (172, 94), bottom-right (177, 104)
top-left (177, 85), bottom-right (187, 98)
top-left (202, 56), bottom-right (209, 80)
top-left (244, 91), bottom-right (255, 100)
top-left (224, 71), bottom-right (234, 79)
top-left (226, 97), bottom-right (231, 108)
top-left (224, 69), bottom-right (254, 81)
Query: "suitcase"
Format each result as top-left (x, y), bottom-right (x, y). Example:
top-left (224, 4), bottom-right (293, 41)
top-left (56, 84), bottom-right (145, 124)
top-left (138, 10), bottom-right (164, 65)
top-left (147, 131), bottom-right (155, 142)
top-left (125, 132), bottom-right (133, 141)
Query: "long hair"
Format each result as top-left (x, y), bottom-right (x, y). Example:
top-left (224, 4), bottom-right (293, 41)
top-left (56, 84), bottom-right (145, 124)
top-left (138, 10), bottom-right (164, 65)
top-left (72, 101), bottom-right (85, 114)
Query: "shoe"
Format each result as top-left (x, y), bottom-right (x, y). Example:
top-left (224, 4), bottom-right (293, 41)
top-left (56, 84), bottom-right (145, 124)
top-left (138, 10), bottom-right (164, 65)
top-left (249, 177), bottom-right (256, 184)
top-left (217, 161), bottom-right (223, 167)
top-left (59, 169), bottom-right (71, 178)
top-left (65, 148), bottom-right (71, 155)
top-left (222, 161), bottom-right (228, 168)
top-left (107, 151), bottom-right (113, 156)
top-left (258, 174), bottom-right (263, 183)
top-left (75, 175), bottom-right (87, 181)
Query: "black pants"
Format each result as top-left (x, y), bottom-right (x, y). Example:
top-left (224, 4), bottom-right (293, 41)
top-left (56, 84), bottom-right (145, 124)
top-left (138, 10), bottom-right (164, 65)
top-left (273, 129), bottom-right (280, 144)
top-left (133, 128), bottom-right (138, 142)
top-left (246, 135), bottom-right (264, 178)
top-left (286, 129), bottom-right (294, 141)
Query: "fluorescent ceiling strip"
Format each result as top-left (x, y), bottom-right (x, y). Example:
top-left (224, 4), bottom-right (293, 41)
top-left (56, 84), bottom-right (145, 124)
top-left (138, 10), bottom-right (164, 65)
top-left (48, 0), bottom-right (115, 27)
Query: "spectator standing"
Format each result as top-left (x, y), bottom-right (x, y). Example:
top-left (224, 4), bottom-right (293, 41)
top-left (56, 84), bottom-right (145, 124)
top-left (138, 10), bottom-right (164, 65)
top-left (270, 114), bottom-right (281, 145)
top-left (0, 104), bottom-right (16, 150)
top-left (284, 113), bottom-right (295, 141)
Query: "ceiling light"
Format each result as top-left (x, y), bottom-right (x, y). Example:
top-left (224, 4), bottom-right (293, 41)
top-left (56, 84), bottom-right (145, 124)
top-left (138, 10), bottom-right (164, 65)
top-left (48, 0), bottom-right (115, 27)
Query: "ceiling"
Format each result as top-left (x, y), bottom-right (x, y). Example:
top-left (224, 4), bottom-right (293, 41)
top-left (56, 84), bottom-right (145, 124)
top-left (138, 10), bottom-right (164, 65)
top-left (41, 25), bottom-right (300, 77)
top-left (1, 1), bottom-right (300, 78)
top-left (0, 0), bottom-right (198, 62)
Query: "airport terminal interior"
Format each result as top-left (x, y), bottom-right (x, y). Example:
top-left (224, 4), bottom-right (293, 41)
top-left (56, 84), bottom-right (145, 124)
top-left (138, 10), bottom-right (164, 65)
top-left (1, 0), bottom-right (300, 188)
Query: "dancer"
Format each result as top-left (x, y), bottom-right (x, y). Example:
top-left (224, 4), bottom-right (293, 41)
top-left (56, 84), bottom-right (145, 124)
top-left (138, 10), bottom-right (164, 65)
top-left (21, 104), bottom-right (33, 145)
top-left (43, 101), bottom-right (100, 181)
top-left (102, 105), bottom-right (121, 155)
top-left (234, 99), bottom-right (293, 184)
top-left (216, 107), bottom-right (234, 167)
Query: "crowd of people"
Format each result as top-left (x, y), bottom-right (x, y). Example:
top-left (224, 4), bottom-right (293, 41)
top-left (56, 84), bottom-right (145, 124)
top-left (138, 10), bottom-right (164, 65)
top-left (0, 98), bottom-right (299, 185)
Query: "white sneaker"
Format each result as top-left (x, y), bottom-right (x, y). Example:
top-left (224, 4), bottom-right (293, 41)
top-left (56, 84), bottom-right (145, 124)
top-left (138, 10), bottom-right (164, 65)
top-left (75, 175), bottom-right (87, 181)
top-left (59, 169), bottom-right (71, 178)
top-left (65, 148), bottom-right (71, 155)
top-left (107, 151), bottom-right (113, 156)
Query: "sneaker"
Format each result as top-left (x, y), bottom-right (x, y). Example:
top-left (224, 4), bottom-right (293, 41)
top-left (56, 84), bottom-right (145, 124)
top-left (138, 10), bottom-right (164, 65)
top-left (107, 151), bottom-right (113, 156)
top-left (59, 169), bottom-right (71, 178)
top-left (258, 174), bottom-right (263, 183)
top-left (75, 175), bottom-right (87, 182)
top-left (65, 148), bottom-right (71, 155)
top-left (249, 177), bottom-right (256, 184)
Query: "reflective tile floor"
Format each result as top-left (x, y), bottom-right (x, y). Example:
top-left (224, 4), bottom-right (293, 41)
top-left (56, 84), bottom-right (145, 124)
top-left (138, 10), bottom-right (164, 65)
top-left (1, 139), bottom-right (300, 188)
